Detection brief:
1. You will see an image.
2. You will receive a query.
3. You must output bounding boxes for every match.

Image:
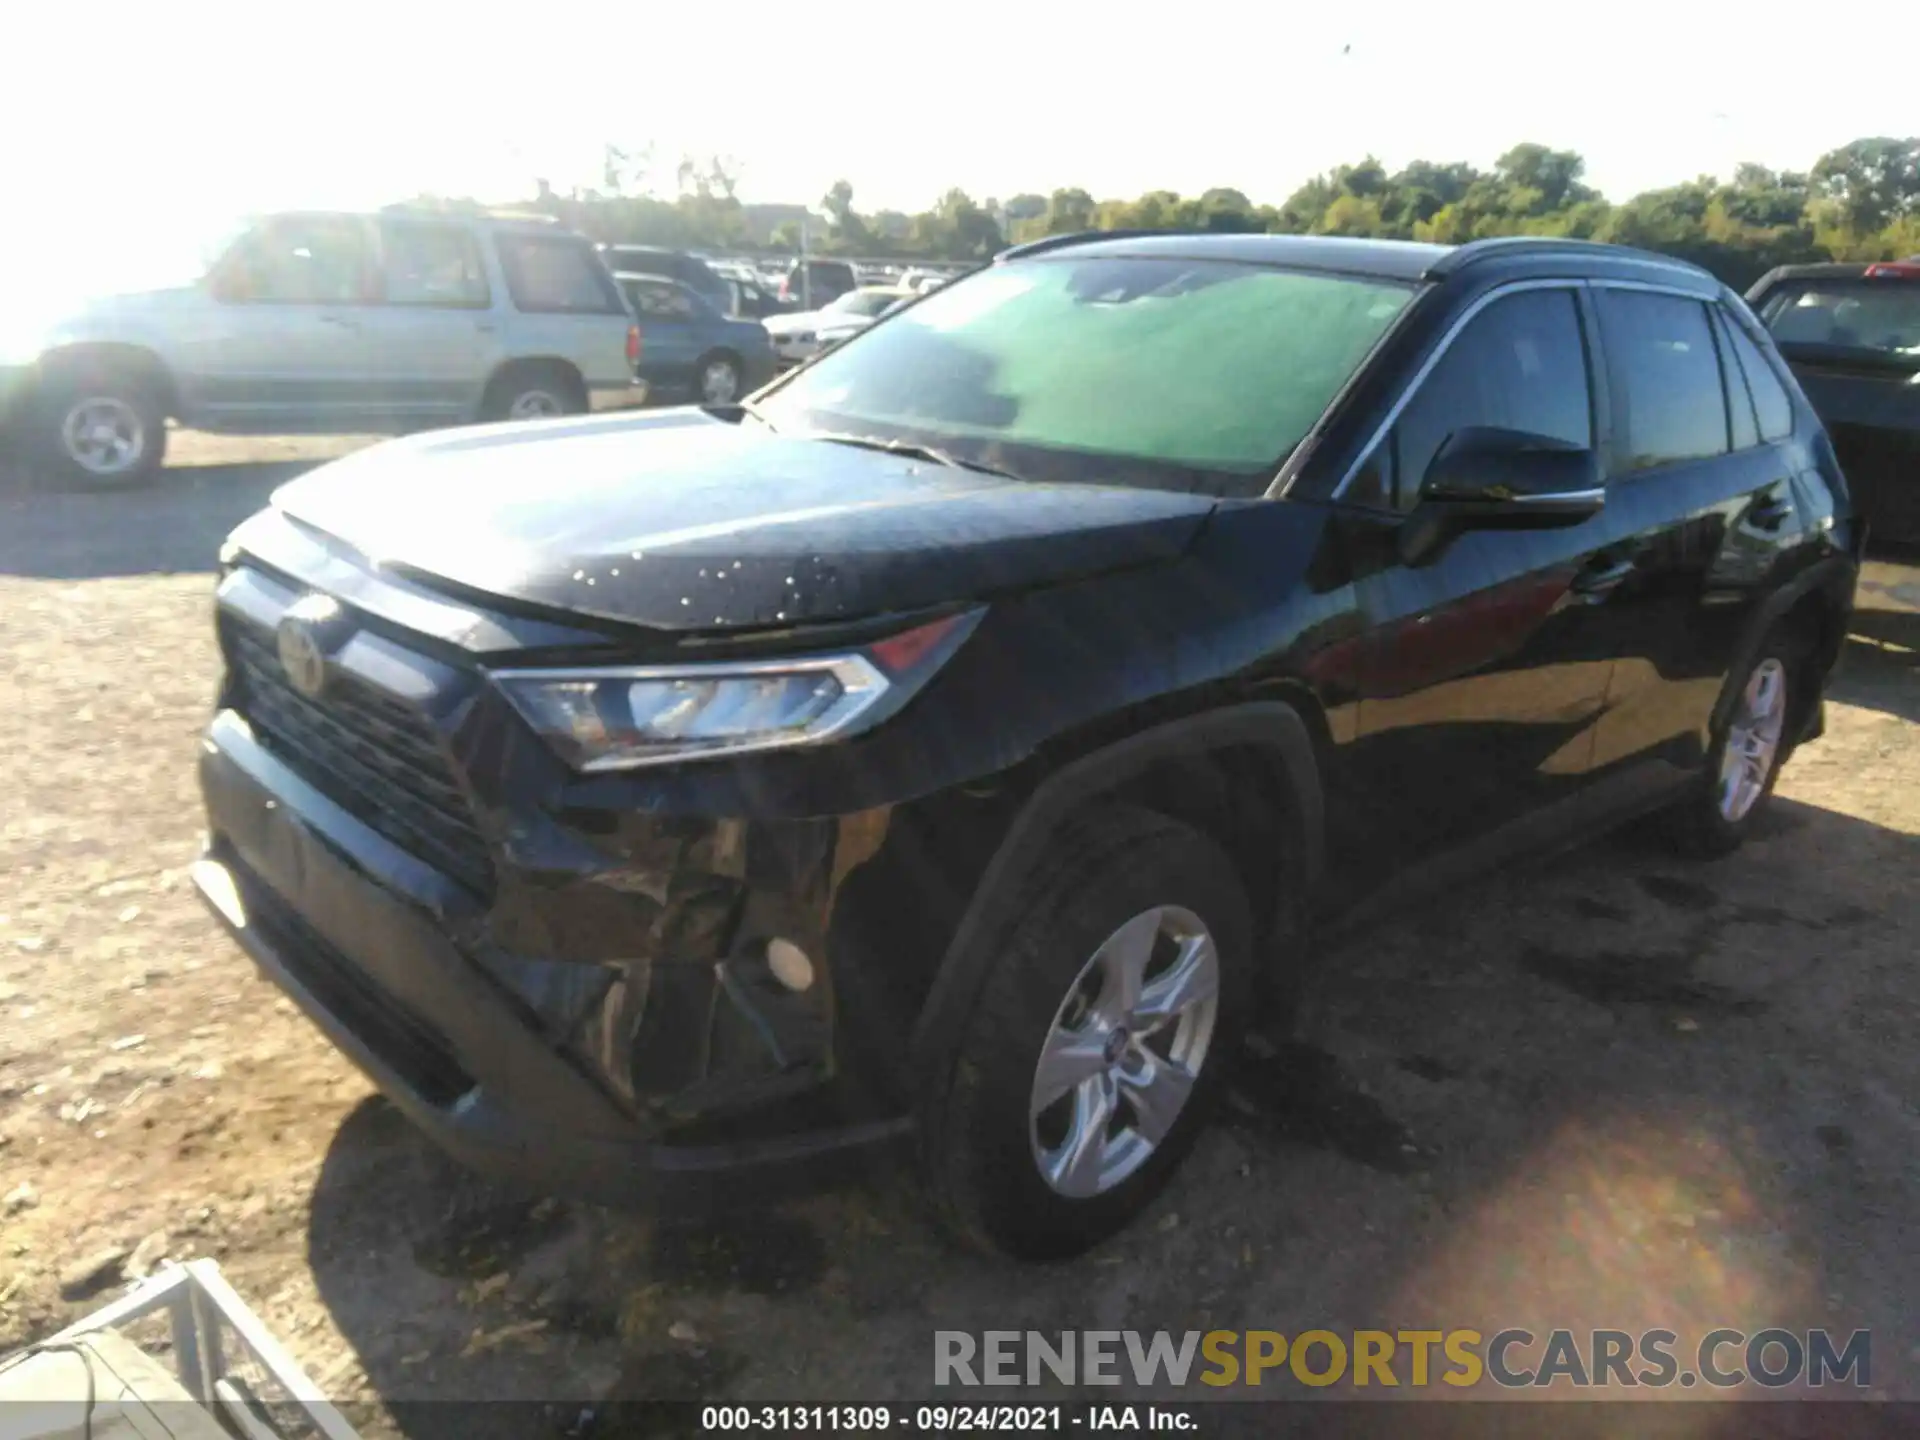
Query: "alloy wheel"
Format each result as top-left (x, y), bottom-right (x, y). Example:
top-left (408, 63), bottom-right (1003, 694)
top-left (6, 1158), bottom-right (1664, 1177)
top-left (700, 360), bottom-right (741, 405)
top-left (1028, 904), bottom-right (1221, 1199)
top-left (1718, 657), bottom-right (1787, 823)
top-left (507, 389), bottom-right (565, 420)
top-left (60, 397), bottom-right (146, 477)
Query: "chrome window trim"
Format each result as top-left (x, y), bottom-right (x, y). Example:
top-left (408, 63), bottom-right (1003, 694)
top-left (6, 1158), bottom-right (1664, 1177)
top-left (1503, 487), bottom-right (1607, 506)
top-left (1266, 277), bottom-right (1431, 498)
top-left (1327, 275), bottom-right (1710, 506)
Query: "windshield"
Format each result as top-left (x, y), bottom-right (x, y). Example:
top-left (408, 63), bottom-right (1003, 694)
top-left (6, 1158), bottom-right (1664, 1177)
top-left (756, 256), bottom-right (1415, 494)
top-left (1762, 281), bottom-right (1920, 358)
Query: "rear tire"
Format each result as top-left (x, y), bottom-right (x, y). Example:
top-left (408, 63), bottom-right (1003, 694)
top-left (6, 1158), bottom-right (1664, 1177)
top-left (921, 806), bottom-right (1254, 1260)
top-left (1660, 628), bottom-right (1807, 858)
top-left (483, 364), bottom-right (585, 422)
top-left (35, 375), bottom-right (167, 489)
top-left (695, 352), bottom-right (743, 406)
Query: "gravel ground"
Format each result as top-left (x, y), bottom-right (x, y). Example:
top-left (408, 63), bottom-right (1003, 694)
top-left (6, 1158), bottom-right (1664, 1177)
top-left (2, 434), bottom-right (1918, 1436)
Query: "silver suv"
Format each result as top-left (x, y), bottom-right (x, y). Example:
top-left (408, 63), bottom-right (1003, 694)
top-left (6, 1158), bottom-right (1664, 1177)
top-left (0, 209), bottom-right (641, 487)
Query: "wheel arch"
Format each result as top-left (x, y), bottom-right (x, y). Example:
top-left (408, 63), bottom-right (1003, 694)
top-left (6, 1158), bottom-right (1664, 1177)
top-left (34, 342), bottom-right (182, 418)
top-left (1716, 554), bottom-right (1855, 745)
top-left (479, 355), bottom-right (586, 415)
top-left (905, 699), bottom-right (1326, 1100)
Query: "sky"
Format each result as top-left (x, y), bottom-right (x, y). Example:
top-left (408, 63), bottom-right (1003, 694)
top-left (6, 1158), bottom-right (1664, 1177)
top-left (6, 0), bottom-right (1914, 286)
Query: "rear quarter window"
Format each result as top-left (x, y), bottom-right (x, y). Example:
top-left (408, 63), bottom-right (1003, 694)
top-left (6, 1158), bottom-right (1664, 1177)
top-left (495, 235), bottom-right (624, 315)
top-left (1721, 315), bottom-right (1795, 442)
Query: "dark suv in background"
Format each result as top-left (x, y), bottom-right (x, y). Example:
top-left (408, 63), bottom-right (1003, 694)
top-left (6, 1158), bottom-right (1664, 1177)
top-left (1748, 258), bottom-right (1920, 543)
top-left (779, 258), bottom-right (860, 307)
top-left (193, 233), bottom-right (1857, 1260)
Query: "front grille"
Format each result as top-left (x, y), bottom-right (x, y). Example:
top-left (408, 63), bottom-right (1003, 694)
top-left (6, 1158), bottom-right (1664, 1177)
top-left (226, 620), bottom-right (496, 899)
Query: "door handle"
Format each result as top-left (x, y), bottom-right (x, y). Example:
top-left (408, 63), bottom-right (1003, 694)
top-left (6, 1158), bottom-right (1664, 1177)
top-left (317, 313), bottom-right (360, 330)
top-left (1569, 554), bottom-right (1634, 601)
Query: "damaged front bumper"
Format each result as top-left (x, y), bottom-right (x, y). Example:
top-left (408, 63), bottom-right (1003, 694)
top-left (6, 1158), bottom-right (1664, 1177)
top-left (193, 705), bottom-right (916, 1210)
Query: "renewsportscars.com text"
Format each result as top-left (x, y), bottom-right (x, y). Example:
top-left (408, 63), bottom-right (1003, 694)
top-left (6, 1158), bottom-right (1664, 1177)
top-left (934, 1328), bottom-right (1870, 1390)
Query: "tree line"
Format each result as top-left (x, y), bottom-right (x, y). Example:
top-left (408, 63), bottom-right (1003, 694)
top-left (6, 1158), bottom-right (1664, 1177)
top-left (412, 137), bottom-right (1920, 290)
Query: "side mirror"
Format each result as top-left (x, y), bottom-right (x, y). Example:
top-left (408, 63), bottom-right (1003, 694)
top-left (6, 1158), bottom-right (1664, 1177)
top-left (1422, 426), bottom-right (1601, 515)
top-left (1399, 427), bottom-right (1603, 565)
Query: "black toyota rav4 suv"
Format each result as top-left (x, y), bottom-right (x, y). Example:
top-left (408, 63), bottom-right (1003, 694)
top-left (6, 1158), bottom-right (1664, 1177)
top-left (194, 233), bottom-right (1860, 1259)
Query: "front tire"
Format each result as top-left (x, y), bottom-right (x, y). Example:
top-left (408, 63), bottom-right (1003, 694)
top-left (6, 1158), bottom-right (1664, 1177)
top-left (922, 807), bottom-right (1253, 1260)
top-left (37, 377), bottom-right (167, 489)
top-left (1661, 630), bottom-right (1804, 858)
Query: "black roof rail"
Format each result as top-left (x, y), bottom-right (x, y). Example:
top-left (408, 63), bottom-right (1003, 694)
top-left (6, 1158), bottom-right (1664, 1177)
top-left (381, 202), bottom-right (564, 227)
top-left (1425, 235), bottom-right (1706, 279)
top-left (994, 229), bottom-right (1199, 262)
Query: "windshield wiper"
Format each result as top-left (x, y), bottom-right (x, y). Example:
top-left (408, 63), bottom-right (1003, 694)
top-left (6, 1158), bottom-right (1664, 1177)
top-left (804, 430), bottom-right (1024, 482)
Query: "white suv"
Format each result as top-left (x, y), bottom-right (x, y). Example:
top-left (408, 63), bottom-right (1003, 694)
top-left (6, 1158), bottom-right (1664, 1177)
top-left (0, 209), bottom-right (642, 488)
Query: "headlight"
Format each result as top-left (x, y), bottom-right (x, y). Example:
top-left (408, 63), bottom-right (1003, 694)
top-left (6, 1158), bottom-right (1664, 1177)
top-left (492, 611), bottom-right (979, 772)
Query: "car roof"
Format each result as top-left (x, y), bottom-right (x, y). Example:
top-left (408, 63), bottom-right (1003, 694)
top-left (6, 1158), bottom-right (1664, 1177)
top-left (996, 231), bottom-right (1716, 292)
top-left (1754, 261), bottom-right (1912, 284)
top-left (612, 270), bottom-right (694, 292)
top-left (1008, 231), bottom-right (1447, 280)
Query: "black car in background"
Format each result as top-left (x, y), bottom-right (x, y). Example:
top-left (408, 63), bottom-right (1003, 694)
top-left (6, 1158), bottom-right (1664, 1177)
top-left (599, 244), bottom-right (734, 316)
top-left (723, 273), bottom-right (791, 319)
top-left (779, 257), bottom-right (860, 307)
top-left (1748, 258), bottom-right (1920, 543)
top-left (192, 233), bottom-right (1857, 1260)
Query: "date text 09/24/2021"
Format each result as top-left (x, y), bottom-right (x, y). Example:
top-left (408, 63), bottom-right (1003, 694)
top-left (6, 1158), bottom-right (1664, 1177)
top-left (699, 1406), bottom-right (1192, 1432)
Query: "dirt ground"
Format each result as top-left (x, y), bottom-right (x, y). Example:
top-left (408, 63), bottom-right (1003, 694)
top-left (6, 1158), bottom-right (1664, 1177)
top-left (3, 433), bottom-right (1918, 1435)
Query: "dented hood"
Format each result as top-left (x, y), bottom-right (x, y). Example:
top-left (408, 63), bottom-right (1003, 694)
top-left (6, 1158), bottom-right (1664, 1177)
top-left (269, 408), bottom-right (1219, 631)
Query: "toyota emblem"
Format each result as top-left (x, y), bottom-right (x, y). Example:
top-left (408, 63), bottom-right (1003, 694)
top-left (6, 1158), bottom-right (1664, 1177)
top-left (276, 594), bottom-right (344, 699)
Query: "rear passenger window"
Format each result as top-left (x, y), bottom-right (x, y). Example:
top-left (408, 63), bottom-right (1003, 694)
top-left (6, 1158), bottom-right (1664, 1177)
top-left (495, 235), bottom-right (623, 315)
top-left (1599, 291), bottom-right (1729, 471)
top-left (1363, 288), bottom-right (1592, 510)
top-left (1722, 317), bottom-right (1794, 442)
top-left (381, 221), bottom-right (490, 308)
top-left (625, 280), bottom-right (697, 318)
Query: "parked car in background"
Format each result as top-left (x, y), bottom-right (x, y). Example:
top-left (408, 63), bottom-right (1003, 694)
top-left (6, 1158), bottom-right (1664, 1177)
top-left (763, 285), bottom-right (915, 366)
top-left (815, 286), bottom-right (917, 350)
top-left (722, 274), bottom-right (791, 320)
top-left (0, 210), bottom-right (640, 487)
top-left (613, 272), bottom-right (776, 405)
top-left (778, 258), bottom-right (860, 308)
top-left (1747, 258), bottom-right (1920, 544)
top-left (600, 245), bottom-right (735, 316)
top-left (897, 268), bottom-right (953, 294)
top-left (192, 233), bottom-right (1857, 1262)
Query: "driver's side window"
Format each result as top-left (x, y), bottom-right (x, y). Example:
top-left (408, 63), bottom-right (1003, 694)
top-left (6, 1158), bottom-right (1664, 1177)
top-left (1352, 287), bottom-right (1594, 511)
top-left (217, 216), bottom-right (372, 305)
